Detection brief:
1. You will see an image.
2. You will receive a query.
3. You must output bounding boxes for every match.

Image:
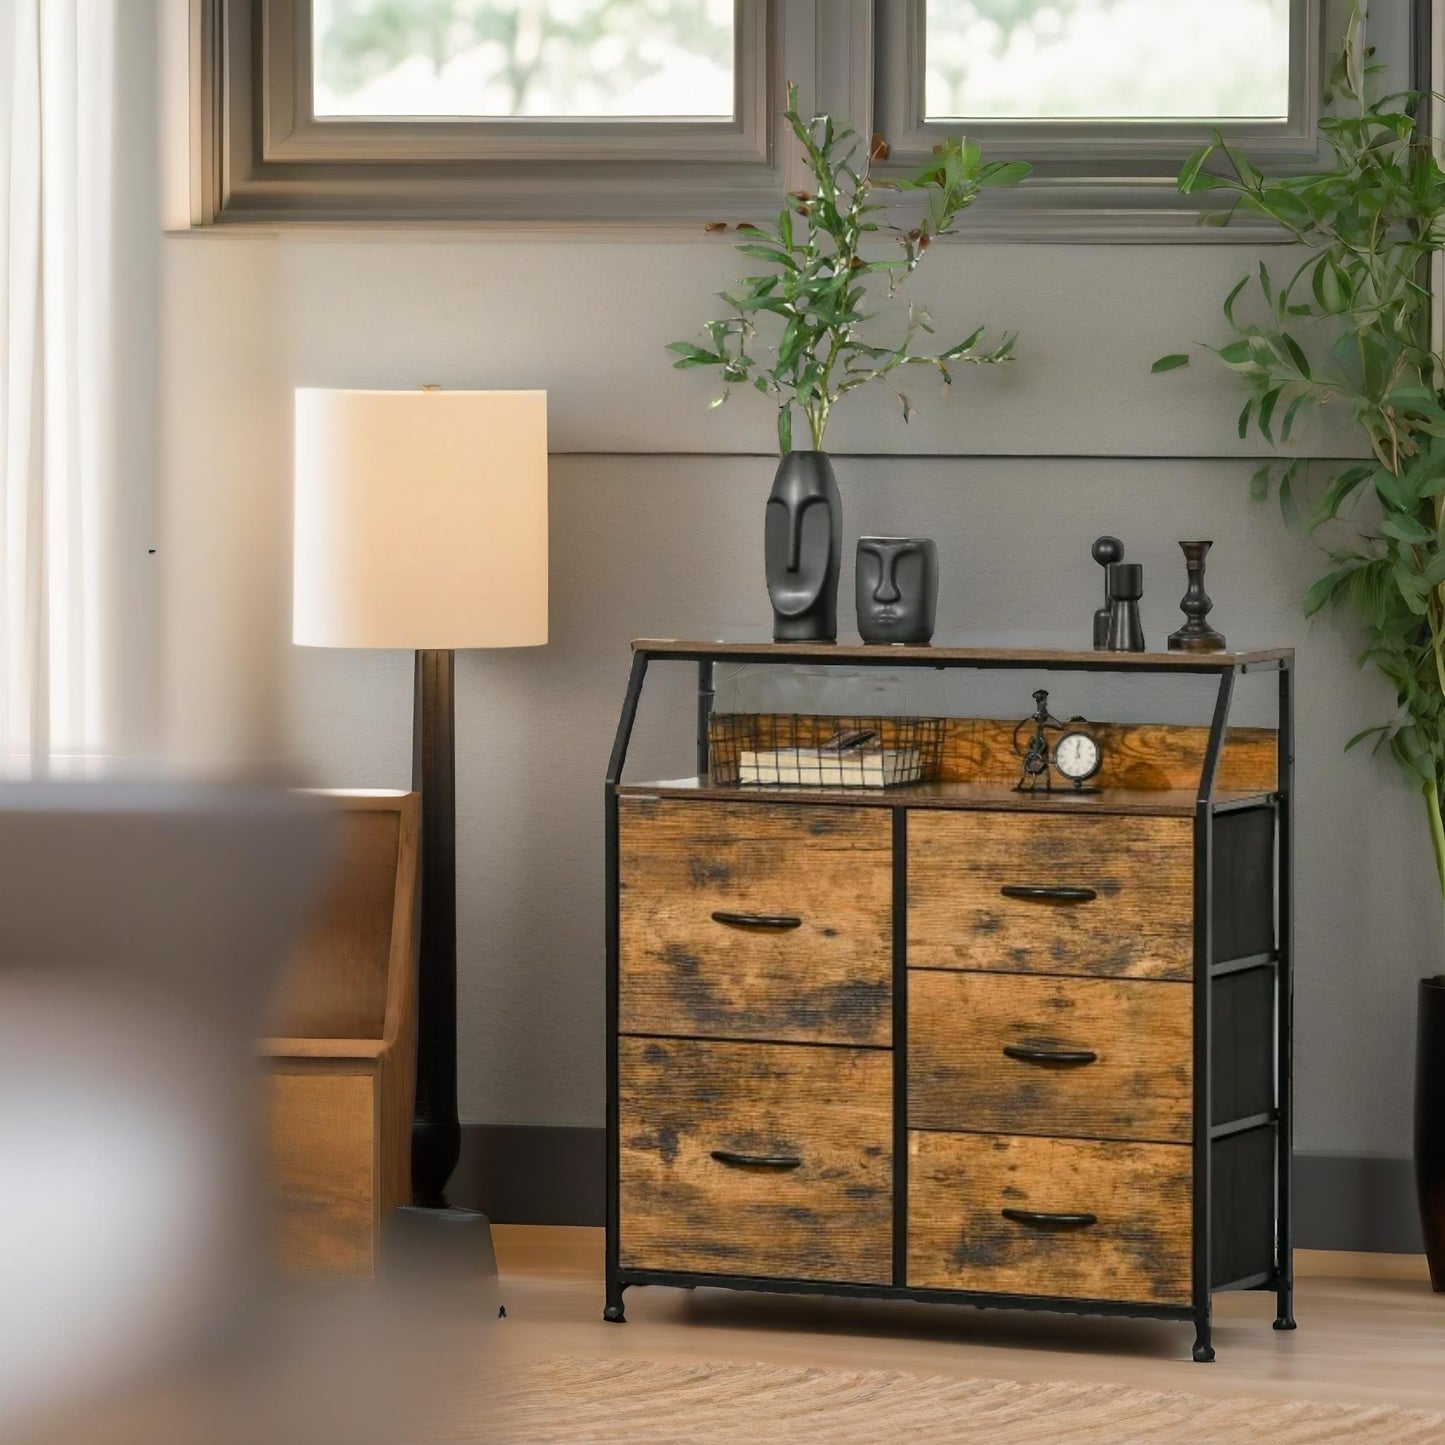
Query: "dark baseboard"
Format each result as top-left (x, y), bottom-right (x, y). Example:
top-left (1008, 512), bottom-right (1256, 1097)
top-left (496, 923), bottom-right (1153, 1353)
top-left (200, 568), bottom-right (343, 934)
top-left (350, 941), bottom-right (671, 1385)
top-left (451, 1126), bottom-right (1424, 1255)
top-left (451, 1124), bottom-right (605, 1226)
top-left (1292, 1152), bottom-right (1423, 1254)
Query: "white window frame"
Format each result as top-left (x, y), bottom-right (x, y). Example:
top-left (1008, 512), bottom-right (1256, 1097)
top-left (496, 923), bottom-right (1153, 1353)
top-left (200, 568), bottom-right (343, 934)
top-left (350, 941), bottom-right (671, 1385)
top-left (189, 0), bottom-right (1409, 238)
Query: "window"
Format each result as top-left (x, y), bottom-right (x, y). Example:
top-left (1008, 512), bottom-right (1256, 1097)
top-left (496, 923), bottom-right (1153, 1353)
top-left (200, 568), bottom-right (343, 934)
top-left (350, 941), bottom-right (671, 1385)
top-left (311, 0), bottom-right (737, 119)
top-left (922, 0), bottom-right (1291, 123)
top-left (196, 0), bottom-right (796, 222)
top-left (193, 0), bottom-right (1398, 237)
top-left (872, 0), bottom-right (1329, 240)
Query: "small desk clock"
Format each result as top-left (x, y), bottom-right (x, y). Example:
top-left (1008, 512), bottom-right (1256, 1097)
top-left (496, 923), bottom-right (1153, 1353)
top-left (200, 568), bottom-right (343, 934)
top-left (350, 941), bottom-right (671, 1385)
top-left (1012, 690), bottom-right (1104, 794)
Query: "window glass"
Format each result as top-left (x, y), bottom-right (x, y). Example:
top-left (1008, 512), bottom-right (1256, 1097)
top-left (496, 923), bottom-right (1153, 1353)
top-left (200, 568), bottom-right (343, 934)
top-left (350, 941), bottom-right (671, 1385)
top-left (313, 0), bottom-right (737, 119)
top-left (923, 0), bottom-right (1291, 122)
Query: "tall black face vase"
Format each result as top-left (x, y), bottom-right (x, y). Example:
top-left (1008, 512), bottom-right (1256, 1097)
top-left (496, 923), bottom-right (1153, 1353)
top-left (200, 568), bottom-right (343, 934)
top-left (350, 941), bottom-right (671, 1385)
top-left (764, 451), bottom-right (842, 642)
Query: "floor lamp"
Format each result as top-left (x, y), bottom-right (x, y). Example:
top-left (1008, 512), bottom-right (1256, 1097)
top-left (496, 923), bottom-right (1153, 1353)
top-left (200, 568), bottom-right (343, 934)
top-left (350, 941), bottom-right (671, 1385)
top-left (293, 387), bottom-right (548, 1230)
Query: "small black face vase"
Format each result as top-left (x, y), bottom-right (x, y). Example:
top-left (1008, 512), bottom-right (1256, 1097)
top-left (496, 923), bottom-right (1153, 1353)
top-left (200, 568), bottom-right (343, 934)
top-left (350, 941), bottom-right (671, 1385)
top-left (764, 451), bottom-right (842, 642)
top-left (856, 536), bottom-right (938, 645)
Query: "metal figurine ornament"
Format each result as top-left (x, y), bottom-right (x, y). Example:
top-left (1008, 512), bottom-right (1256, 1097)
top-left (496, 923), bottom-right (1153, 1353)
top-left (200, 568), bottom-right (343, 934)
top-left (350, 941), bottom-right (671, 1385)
top-left (1012, 690), bottom-right (1105, 794)
top-left (1168, 540), bottom-right (1227, 652)
top-left (1013, 690), bottom-right (1060, 792)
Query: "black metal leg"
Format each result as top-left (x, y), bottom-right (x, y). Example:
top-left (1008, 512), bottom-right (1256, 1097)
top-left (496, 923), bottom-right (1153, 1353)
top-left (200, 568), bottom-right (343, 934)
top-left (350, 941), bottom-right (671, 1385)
top-left (696, 660), bottom-right (715, 777)
top-left (605, 654), bottom-right (649, 1331)
top-left (1274, 660), bottom-right (1297, 1331)
top-left (1190, 670), bottom-right (1235, 1366)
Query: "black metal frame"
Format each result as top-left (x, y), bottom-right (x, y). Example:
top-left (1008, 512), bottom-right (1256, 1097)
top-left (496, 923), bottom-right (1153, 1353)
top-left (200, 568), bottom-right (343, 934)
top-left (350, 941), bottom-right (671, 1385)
top-left (603, 643), bottom-right (1296, 1357)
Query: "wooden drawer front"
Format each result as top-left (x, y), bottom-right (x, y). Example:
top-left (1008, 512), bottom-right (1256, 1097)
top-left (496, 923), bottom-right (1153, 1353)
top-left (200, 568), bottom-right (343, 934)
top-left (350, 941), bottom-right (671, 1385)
top-left (619, 1037), bottom-right (892, 1284)
top-left (619, 798), bottom-right (892, 1046)
top-left (908, 1131), bottom-right (1192, 1305)
top-left (908, 811), bottom-right (1193, 981)
top-left (909, 971), bottom-right (1192, 1143)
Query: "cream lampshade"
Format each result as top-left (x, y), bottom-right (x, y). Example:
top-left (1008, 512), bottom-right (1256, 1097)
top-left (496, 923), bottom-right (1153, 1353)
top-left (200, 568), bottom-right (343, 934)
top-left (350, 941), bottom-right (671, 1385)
top-left (293, 387), bottom-right (548, 650)
top-left (291, 385), bottom-right (547, 1224)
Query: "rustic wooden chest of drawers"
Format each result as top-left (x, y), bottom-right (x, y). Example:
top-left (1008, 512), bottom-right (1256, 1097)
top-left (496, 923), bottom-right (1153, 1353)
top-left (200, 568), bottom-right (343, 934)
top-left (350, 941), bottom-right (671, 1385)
top-left (604, 639), bottom-right (1296, 1362)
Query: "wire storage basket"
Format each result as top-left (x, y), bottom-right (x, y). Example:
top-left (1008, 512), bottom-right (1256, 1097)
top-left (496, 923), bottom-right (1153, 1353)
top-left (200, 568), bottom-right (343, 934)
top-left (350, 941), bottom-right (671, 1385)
top-left (707, 714), bottom-right (947, 789)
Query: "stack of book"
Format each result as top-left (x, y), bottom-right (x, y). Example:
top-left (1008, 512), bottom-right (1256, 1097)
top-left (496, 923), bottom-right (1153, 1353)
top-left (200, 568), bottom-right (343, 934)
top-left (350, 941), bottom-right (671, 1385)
top-left (737, 745), bottom-right (924, 788)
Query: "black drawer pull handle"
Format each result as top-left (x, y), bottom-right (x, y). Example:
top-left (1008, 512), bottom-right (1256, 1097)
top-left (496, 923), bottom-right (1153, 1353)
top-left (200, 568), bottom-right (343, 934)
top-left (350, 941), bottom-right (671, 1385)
top-left (710, 910), bottom-right (803, 930)
top-left (710, 1150), bottom-right (803, 1171)
top-left (1001, 1207), bottom-right (1098, 1230)
top-left (1002, 1044), bottom-right (1098, 1066)
top-left (999, 885), bottom-right (1098, 904)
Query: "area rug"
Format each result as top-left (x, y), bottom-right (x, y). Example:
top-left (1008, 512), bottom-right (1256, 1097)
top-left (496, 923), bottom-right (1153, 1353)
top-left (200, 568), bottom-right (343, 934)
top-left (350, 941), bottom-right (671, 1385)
top-left (485, 1356), bottom-right (1445, 1444)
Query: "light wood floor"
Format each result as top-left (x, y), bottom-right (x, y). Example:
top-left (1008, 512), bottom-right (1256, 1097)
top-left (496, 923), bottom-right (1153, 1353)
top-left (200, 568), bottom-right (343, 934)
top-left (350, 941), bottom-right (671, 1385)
top-left (491, 1227), bottom-right (1445, 1414)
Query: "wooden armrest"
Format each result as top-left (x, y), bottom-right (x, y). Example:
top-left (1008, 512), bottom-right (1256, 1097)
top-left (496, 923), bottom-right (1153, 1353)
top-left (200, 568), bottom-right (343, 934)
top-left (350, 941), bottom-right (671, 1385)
top-left (261, 1036), bottom-right (388, 1061)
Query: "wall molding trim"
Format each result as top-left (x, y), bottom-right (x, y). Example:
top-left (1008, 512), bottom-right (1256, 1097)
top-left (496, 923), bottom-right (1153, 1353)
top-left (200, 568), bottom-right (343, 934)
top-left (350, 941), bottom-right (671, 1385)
top-left (451, 1125), bottom-right (1424, 1255)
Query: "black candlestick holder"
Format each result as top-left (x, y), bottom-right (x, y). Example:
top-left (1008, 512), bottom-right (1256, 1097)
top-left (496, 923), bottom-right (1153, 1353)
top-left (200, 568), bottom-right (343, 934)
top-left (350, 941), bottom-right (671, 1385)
top-left (1168, 540), bottom-right (1226, 652)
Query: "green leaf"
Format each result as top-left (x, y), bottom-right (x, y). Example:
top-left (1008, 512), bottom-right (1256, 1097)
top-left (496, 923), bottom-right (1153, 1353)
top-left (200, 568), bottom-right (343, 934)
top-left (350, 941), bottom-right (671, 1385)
top-left (666, 341), bottom-right (723, 363)
top-left (1237, 397), bottom-right (1254, 440)
top-left (941, 327), bottom-right (987, 359)
top-left (1222, 274), bottom-right (1250, 329)
top-left (1152, 353), bottom-right (1191, 373)
top-left (1423, 549), bottom-right (1445, 586)
top-left (1344, 724), bottom-right (1388, 751)
top-left (1280, 391), bottom-right (1310, 442)
top-left (1374, 466), bottom-right (1416, 511)
top-left (1258, 386), bottom-right (1282, 444)
top-left (1302, 572), bottom-right (1341, 616)
top-left (777, 318), bottom-right (807, 369)
top-left (1380, 513), bottom-right (1434, 544)
top-left (977, 161), bottom-right (1031, 188)
top-left (1280, 333), bottom-right (1312, 379)
top-left (1177, 142), bottom-right (1215, 194)
top-left (735, 243), bottom-right (797, 270)
top-left (667, 339), bottom-right (727, 370)
top-left (1310, 465), bottom-right (1372, 525)
top-left (1250, 464), bottom-right (1272, 501)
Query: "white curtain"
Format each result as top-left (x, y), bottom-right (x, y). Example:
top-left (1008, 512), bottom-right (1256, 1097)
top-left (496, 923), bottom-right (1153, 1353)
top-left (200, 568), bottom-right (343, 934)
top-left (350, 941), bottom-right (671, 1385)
top-left (0, 1), bottom-right (139, 771)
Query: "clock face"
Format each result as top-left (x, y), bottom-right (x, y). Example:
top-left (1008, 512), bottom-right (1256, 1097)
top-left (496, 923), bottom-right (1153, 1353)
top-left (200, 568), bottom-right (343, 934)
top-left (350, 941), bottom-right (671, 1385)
top-left (1054, 731), bottom-right (1102, 782)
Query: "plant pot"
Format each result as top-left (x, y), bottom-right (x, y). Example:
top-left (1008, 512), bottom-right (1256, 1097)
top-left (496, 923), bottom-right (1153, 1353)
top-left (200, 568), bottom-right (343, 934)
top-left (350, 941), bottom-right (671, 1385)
top-left (764, 451), bottom-right (841, 643)
top-left (856, 536), bottom-right (938, 645)
top-left (1417, 974), bottom-right (1445, 1291)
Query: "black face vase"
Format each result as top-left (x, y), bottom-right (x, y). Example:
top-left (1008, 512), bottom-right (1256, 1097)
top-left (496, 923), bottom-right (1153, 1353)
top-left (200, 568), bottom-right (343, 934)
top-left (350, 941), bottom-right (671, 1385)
top-left (1417, 975), bottom-right (1445, 1291)
top-left (856, 537), bottom-right (938, 645)
top-left (764, 451), bottom-right (842, 642)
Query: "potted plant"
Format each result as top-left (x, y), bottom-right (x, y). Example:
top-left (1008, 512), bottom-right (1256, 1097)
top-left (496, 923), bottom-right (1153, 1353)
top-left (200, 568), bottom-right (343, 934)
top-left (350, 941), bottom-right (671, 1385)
top-left (668, 85), bottom-right (1029, 641)
top-left (1153, 10), bottom-right (1445, 1286)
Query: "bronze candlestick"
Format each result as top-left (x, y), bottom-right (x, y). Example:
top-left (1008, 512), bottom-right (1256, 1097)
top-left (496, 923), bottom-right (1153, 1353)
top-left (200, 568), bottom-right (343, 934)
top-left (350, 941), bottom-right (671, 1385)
top-left (1168, 540), bottom-right (1226, 652)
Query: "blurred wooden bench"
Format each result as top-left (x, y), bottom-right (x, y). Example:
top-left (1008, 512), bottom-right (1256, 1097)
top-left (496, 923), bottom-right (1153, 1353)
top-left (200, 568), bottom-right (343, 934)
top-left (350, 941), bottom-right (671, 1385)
top-left (262, 790), bottom-right (419, 1275)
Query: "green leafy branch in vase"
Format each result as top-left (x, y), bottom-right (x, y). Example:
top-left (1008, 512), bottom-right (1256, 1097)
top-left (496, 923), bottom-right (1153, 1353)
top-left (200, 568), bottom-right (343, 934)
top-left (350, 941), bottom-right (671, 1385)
top-left (667, 83), bottom-right (1030, 454)
top-left (1154, 9), bottom-right (1445, 900)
